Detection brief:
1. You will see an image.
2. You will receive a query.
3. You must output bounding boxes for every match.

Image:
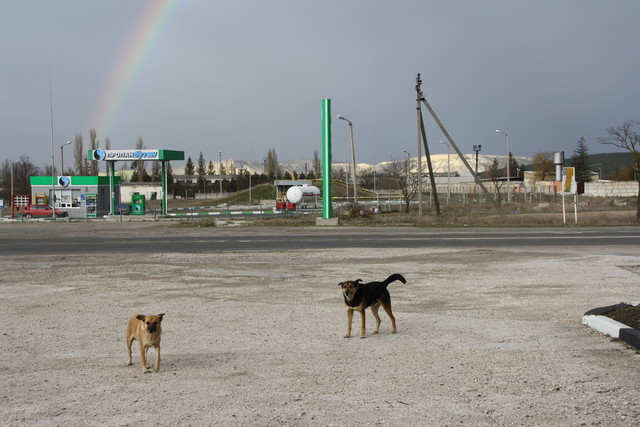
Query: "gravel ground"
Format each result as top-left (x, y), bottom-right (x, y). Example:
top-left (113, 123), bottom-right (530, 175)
top-left (1, 223), bottom-right (639, 426)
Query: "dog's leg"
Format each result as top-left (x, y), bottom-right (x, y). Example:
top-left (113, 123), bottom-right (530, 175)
top-left (359, 309), bottom-right (367, 339)
top-left (153, 344), bottom-right (161, 372)
top-left (140, 345), bottom-right (149, 373)
top-left (382, 303), bottom-right (397, 333)
top-left (345, 308), bottom-right (354, 338)
top-left (126, 335), bottom-right (134, 366)
top-left (371, 302), bottom-right (382, 334)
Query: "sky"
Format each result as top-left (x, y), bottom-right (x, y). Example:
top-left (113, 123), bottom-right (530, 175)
top-left (2, 0), bottom-right (639, 170)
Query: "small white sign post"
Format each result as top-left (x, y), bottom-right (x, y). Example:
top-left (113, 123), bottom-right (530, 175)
top-left (561, 167), bottom-right (577, 224)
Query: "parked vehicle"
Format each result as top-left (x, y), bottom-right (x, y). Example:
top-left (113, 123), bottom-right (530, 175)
top-left (20, 204), bottom-right (68, 219)
top-left (115, 203), bottom-right (132, 215)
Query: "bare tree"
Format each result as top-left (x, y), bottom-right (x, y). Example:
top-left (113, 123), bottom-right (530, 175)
top-left (73, 133), bottom-right (86, 175)
top-left (12, 155), bottom-right (40, 196)
top-left (313, 149), bottom-right (322, 178)
top-left (151, 161), bottom-right (161, 181)
top-left (265, 148), bottom-right (281, 178)
top-left (331, 166), bottom-right (346, 181)
top-left (382, 157), bottom-right (417, 213)
top-left (599, 121), bottom-right (640, 220)
top-left (133, 137), bottom-right (146, 182)
top-left (532, 151), bottom-right (554, 181)
top-left (89, 128), bottom-right (100, 175)
top-left (358, 167), bottom-right (377, 190)
top-left (486, 158), bottom-right (504, 206)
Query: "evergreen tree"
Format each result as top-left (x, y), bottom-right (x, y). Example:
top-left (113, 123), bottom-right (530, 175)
top-left (184, 156), bottom-right (195, 175)
top-left (166, 163), bottom-right (174, 193)
top-left (196, 152), bottom-right (206, 191)
top-left (508, 152), bottom-right (518, 178)
top-left (570, 137), bottom-right (591, 183)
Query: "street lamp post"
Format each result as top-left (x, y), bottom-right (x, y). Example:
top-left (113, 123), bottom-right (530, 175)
top-left (10, 161), bottom-right (15, 219)
top-left (219, 151), bottom-right (223, 196)
top-left (403, 150), bottom-right (411, 183)
top-left (337, 115), bottom-right (357, 206)
top-left (473, 144), bottom-right (482, 203)
top-left (593, 163), bottom-right (602, 181)
top-left (60, 140), bottom-right (71, 176)
top-left (440, 141), bottom-right (451, 205)
top-left (495, 129), bottom-right (511, 203)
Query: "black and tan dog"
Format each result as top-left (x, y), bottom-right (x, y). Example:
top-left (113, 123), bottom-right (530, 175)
top-left (126, 313), bottom-right (165, 373)
top-left (340, 273), bottom-right (406, 338)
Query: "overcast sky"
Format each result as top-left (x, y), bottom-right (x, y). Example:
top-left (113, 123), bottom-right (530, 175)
top-left (2, 0), bottom-right (639, 169)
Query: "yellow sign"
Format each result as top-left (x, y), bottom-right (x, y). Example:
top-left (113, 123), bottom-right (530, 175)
top-left (562, 167), bottom-right (576, 194)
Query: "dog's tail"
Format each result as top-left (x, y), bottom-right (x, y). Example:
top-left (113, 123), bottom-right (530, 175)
top-left (383, 273), bottom-right (406, 287)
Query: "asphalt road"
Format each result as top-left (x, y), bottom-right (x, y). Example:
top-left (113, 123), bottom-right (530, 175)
top-left (1, 222), bottom-right (639, 255)
top-left (2, 221), bottom-right (639, 425)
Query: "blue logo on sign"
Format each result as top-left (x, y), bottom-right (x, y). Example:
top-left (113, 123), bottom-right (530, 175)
top-left (94, 148), bottom-right (106, 160)
top-left (58, 176), bottom-right (71, 187)
top-left (133, 150), bottom-right (157, 159)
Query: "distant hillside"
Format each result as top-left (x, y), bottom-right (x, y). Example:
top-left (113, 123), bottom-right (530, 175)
top-left (172, 152), bottom-right (635, 180)
top-left (586, 153), bottom-right (635, 179)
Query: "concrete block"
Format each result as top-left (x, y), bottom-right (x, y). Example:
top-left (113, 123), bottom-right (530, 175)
top-left (315, 217), bottom-right (340, 226)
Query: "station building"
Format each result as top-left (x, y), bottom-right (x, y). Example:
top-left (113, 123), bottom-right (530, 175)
top-left (30, 176), bottom-right (121, 219)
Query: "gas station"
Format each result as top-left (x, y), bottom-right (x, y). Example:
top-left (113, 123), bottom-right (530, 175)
top-left (88, 148), bottom-right (184, 217)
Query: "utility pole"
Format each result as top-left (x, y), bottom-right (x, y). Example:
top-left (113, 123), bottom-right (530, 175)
top-left (416, 74), bottom-right (441, 216)
top-left (416, 74), bottom-right (501, 214)
top-left (415, 76), bottom-right (424, 216)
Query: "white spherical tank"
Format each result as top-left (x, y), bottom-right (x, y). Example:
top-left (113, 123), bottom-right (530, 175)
top-left (286, 185), bottom-right (320, 204)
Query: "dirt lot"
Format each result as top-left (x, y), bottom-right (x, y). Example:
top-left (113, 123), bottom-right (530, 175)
top-left (1, 223), bottom-right (639, 426)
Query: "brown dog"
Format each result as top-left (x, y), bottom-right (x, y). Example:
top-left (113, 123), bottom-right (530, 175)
top-left (126, 313), bottom-right (165, 373)
top-left (340, 274), bottom-right (405, 338)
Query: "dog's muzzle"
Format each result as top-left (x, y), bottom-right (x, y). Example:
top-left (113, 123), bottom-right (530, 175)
top-left (147, 325), bottom-right (157, 333)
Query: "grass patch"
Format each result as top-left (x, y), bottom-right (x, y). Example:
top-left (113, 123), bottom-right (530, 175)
top-left (169, 219), bottom-right (217, 228)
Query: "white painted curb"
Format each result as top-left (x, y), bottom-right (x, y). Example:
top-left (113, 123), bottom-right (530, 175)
top-left (582, 315), bottom-right (628, 338)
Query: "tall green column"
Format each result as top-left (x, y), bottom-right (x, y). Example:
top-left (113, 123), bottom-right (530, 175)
top-left (161, 161), bottom-right (167, 216)
top-left (109, 161), bottom-right (116, 215)
top-left (321, 99), bottom-right (332, 219)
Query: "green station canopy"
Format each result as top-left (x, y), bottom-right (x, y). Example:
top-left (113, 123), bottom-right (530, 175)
top-left (87, 149), bottom-right (184, 162)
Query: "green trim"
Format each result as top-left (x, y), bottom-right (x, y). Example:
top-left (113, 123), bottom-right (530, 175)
top-left (158, 150), bottom-right (185, 161)
top-left (31, 176), bottom-right (121, 186)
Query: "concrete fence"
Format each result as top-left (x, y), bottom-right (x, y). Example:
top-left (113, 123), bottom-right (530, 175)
top-left (426, 181), bottom-right (638, 199)
top-left (583, 181), bottom-right (639, 197)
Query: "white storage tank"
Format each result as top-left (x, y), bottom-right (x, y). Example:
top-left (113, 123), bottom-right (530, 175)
top-left (286, 185), bottom-right (320, 204)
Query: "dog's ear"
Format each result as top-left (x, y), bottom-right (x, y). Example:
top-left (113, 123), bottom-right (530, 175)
top-left (355, 279), bottom-right (362, 284)
top-left (136, 314), bottom-right (146, 321)
top-left (338, 282), bottom-right (344, 287)
top-left (157, 313), bottom-right (165, 320)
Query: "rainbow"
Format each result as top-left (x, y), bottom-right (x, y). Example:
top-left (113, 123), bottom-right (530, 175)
top-left (91, 0), bottom-right (180, 140)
